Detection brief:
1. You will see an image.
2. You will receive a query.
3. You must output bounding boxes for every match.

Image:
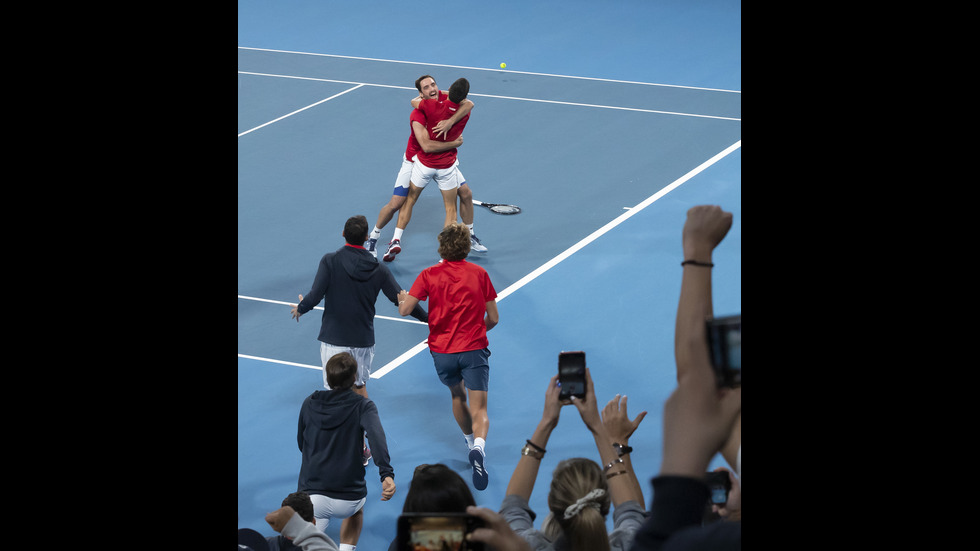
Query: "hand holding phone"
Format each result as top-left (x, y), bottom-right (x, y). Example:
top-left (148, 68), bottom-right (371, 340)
top-left (558, 351), bottom-right (586, 400)
top-left (396, 513), bottom-right (485, 551)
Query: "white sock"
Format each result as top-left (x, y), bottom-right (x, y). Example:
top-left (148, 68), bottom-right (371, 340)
top-left (339, 544), bottom-right (356, 551)
top-left (393, 227), bottom-right (404, 241)
top-left (464, 433), bottom-right (475, 449)
top-left (370, 227), bottom-right (382, 239)
top-left (474, 437), bottom-right (486, 454)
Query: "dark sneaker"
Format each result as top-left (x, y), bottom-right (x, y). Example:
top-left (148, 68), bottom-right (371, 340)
top-left (469, 447), bottom-right (488, 490)
top-left (366, 238), bottom-right (378, 258)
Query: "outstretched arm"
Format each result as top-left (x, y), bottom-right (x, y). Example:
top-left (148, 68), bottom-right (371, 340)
top-left (504, 375), bottom-right (564, 501)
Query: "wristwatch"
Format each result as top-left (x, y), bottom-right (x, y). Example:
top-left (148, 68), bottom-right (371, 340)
top-left (521, 444), bottom-right (544, 459)
top-left (613, 442), bottom-right (632, 457)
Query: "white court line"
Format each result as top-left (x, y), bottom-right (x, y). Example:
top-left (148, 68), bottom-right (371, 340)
top-left (237, 294), bottom-right (427, 325)
top-left (237, 83), bottom-right (363, 137)
top-left (369, 139), bottom-right (742, 379)
top-left (238, 354), bottom-right (321, 371)
top-left (238, 71), bottom-right (740, 123)
top-left (238, 46), bottom-right (741, 94)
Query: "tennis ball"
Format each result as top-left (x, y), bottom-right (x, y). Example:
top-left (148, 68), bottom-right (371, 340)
top-left (500, 62), bottom-right (507, 69)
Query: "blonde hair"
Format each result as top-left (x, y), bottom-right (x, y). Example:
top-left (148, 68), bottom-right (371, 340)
top-left (542, 458), bottom-right (611, 551)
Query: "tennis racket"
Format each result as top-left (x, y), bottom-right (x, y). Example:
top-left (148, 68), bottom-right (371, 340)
top-left (472, 200), bottom-right (521, 215)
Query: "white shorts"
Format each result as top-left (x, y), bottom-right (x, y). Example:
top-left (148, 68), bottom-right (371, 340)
top-left (392, 157), bottom-right (413, 197)
top-left (320, 342), bottom-right (375, 388)
top-left (309, 493), bottom-right (367, 531)
top-left (411, 156), bottom-right (465, 191)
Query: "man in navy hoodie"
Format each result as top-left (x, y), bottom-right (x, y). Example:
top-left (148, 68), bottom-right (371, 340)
top-left (292, 214), bottom-right (427, 400)
top-left (297, 352), bottom-right (396, 551)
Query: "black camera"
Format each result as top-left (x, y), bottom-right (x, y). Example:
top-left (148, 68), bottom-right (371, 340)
top-left (395, 513), bottom-right (484, 551)
top-left (558, 351), bottom-right (586, 400)
top-left (704, 471), bottom-right (731, 505)
top-left (705, 314), bottom-right (740, 387)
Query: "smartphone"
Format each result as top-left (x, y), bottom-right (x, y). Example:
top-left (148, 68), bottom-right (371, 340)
top-left (395, 513), bottom-right (484, 551)
top-left (558, 351), bottom-right (586, 400)
top-left (704, 471), bottom-right (732, 505)
top-left (705, 314), bottom-right (740, 387)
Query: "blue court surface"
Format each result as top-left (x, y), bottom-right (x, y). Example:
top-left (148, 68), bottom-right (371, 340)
top-left (239, 2), bottom-right (740, 548)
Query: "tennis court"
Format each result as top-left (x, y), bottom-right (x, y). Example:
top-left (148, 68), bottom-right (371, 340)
top-left (239, 2), bottom-right (740, 548)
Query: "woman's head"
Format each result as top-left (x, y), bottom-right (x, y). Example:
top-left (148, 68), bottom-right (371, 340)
top-left (437, 223), bottom-right (471, 261)
top-left (544, 458), bottom-right (611, 551)
top-left (402, 463), bottom-right (476, 513)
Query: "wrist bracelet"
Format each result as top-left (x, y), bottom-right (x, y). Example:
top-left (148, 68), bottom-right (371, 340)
top-left (613, 442), bottom-right (632, 457)
top-left (681, 260), bottom-right (714, 268)
top-left (604, 457), bottom-right (624, 472)
top-left (605, 469), bottom-right (628, 480)
top-left (526, 439), bottom-right (546, 453)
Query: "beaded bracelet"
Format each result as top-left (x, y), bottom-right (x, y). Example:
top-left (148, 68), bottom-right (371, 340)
top-left (681, 260), bottom-right (714, 268)
top-left (525, 439), bottom-right (547, 453)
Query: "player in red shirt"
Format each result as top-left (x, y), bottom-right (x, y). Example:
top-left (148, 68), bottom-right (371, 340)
top-left (382, 77), bottom-right (489, 262)
top-left (398, 223), bottom-right (499, 490)
top-left (367, 75), bottom-right (471, 258)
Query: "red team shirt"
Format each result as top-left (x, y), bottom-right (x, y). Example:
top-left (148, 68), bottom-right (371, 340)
top-left (415, 94), bottom-right (470, 169)
top-left (404, 91), bottom-right (449, 162)
top-left (409, 260), bottom-right (497, 354)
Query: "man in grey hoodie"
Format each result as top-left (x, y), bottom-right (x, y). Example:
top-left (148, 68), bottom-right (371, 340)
top-left (291, 214), bottom-right (427, 399)
top-left (297, 352), bottom-right (396, 551)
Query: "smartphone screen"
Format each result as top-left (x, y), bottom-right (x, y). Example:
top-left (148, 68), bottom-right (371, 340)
top-left (558, 351), bottom-right (586, 399)
top-left (396, 514), bottom-right (483, 551)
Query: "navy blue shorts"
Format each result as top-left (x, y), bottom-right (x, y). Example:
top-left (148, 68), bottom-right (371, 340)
top-left (431, 348), bottom-right (491, 391)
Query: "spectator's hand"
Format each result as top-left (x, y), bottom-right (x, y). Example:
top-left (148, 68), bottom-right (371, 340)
top-left (465, 505), bottom-right (532, 551)
top-left (380, 476), bottom-right (396, 501)
top-left (601, 394), bottom-right (647, 444)
top-left (291, 295), bottom-right (304, 321)
top-left (711, 467), bottom-right (741, 521)
top-left (681, 205), bottom-right (732, 261)
top-left (265, 505), bottom-right (296, 533)
top-left (541, 374), bottom-right (565, 426)
top-left (569, 368), bottom-right (602, 433)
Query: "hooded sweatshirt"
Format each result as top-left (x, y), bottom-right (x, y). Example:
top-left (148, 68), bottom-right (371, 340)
top-left (296, 244), bottom-right (426, 347)
top-left (297, 388), bottom-right (393, 500)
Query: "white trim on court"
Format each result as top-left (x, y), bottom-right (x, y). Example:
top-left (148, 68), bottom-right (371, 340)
top-left (237, 83), bottom-right (363, 137)
top-left (237, 70), bottom-right (739, 128)
top-left (238, 46), bottom-right (741, 94)
top-left (237, 140), bottom-right (741, 375)
top-left (369, 139), bottom-right (742, 379)
top-left (237, 294), bottom-right (427, 326)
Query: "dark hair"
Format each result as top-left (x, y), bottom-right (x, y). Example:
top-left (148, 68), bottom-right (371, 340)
top-left (448, 78), bottom-right (469, 104)
top-left (402, 464), bottom-right (476, 513)
top-left (325, 352), bottom-right (357, 390)
top-left (415, 74), bottom-right (435, 93)
top-left (281, 491), bottom-right (315, 524)
top-left (343, 215), bottom-right (369, 245)
top-left (437, 223), bottom-right (471, 261)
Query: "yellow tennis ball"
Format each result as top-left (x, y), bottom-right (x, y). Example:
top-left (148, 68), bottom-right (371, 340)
top-left (500, 62), bottom-right (507, 69)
